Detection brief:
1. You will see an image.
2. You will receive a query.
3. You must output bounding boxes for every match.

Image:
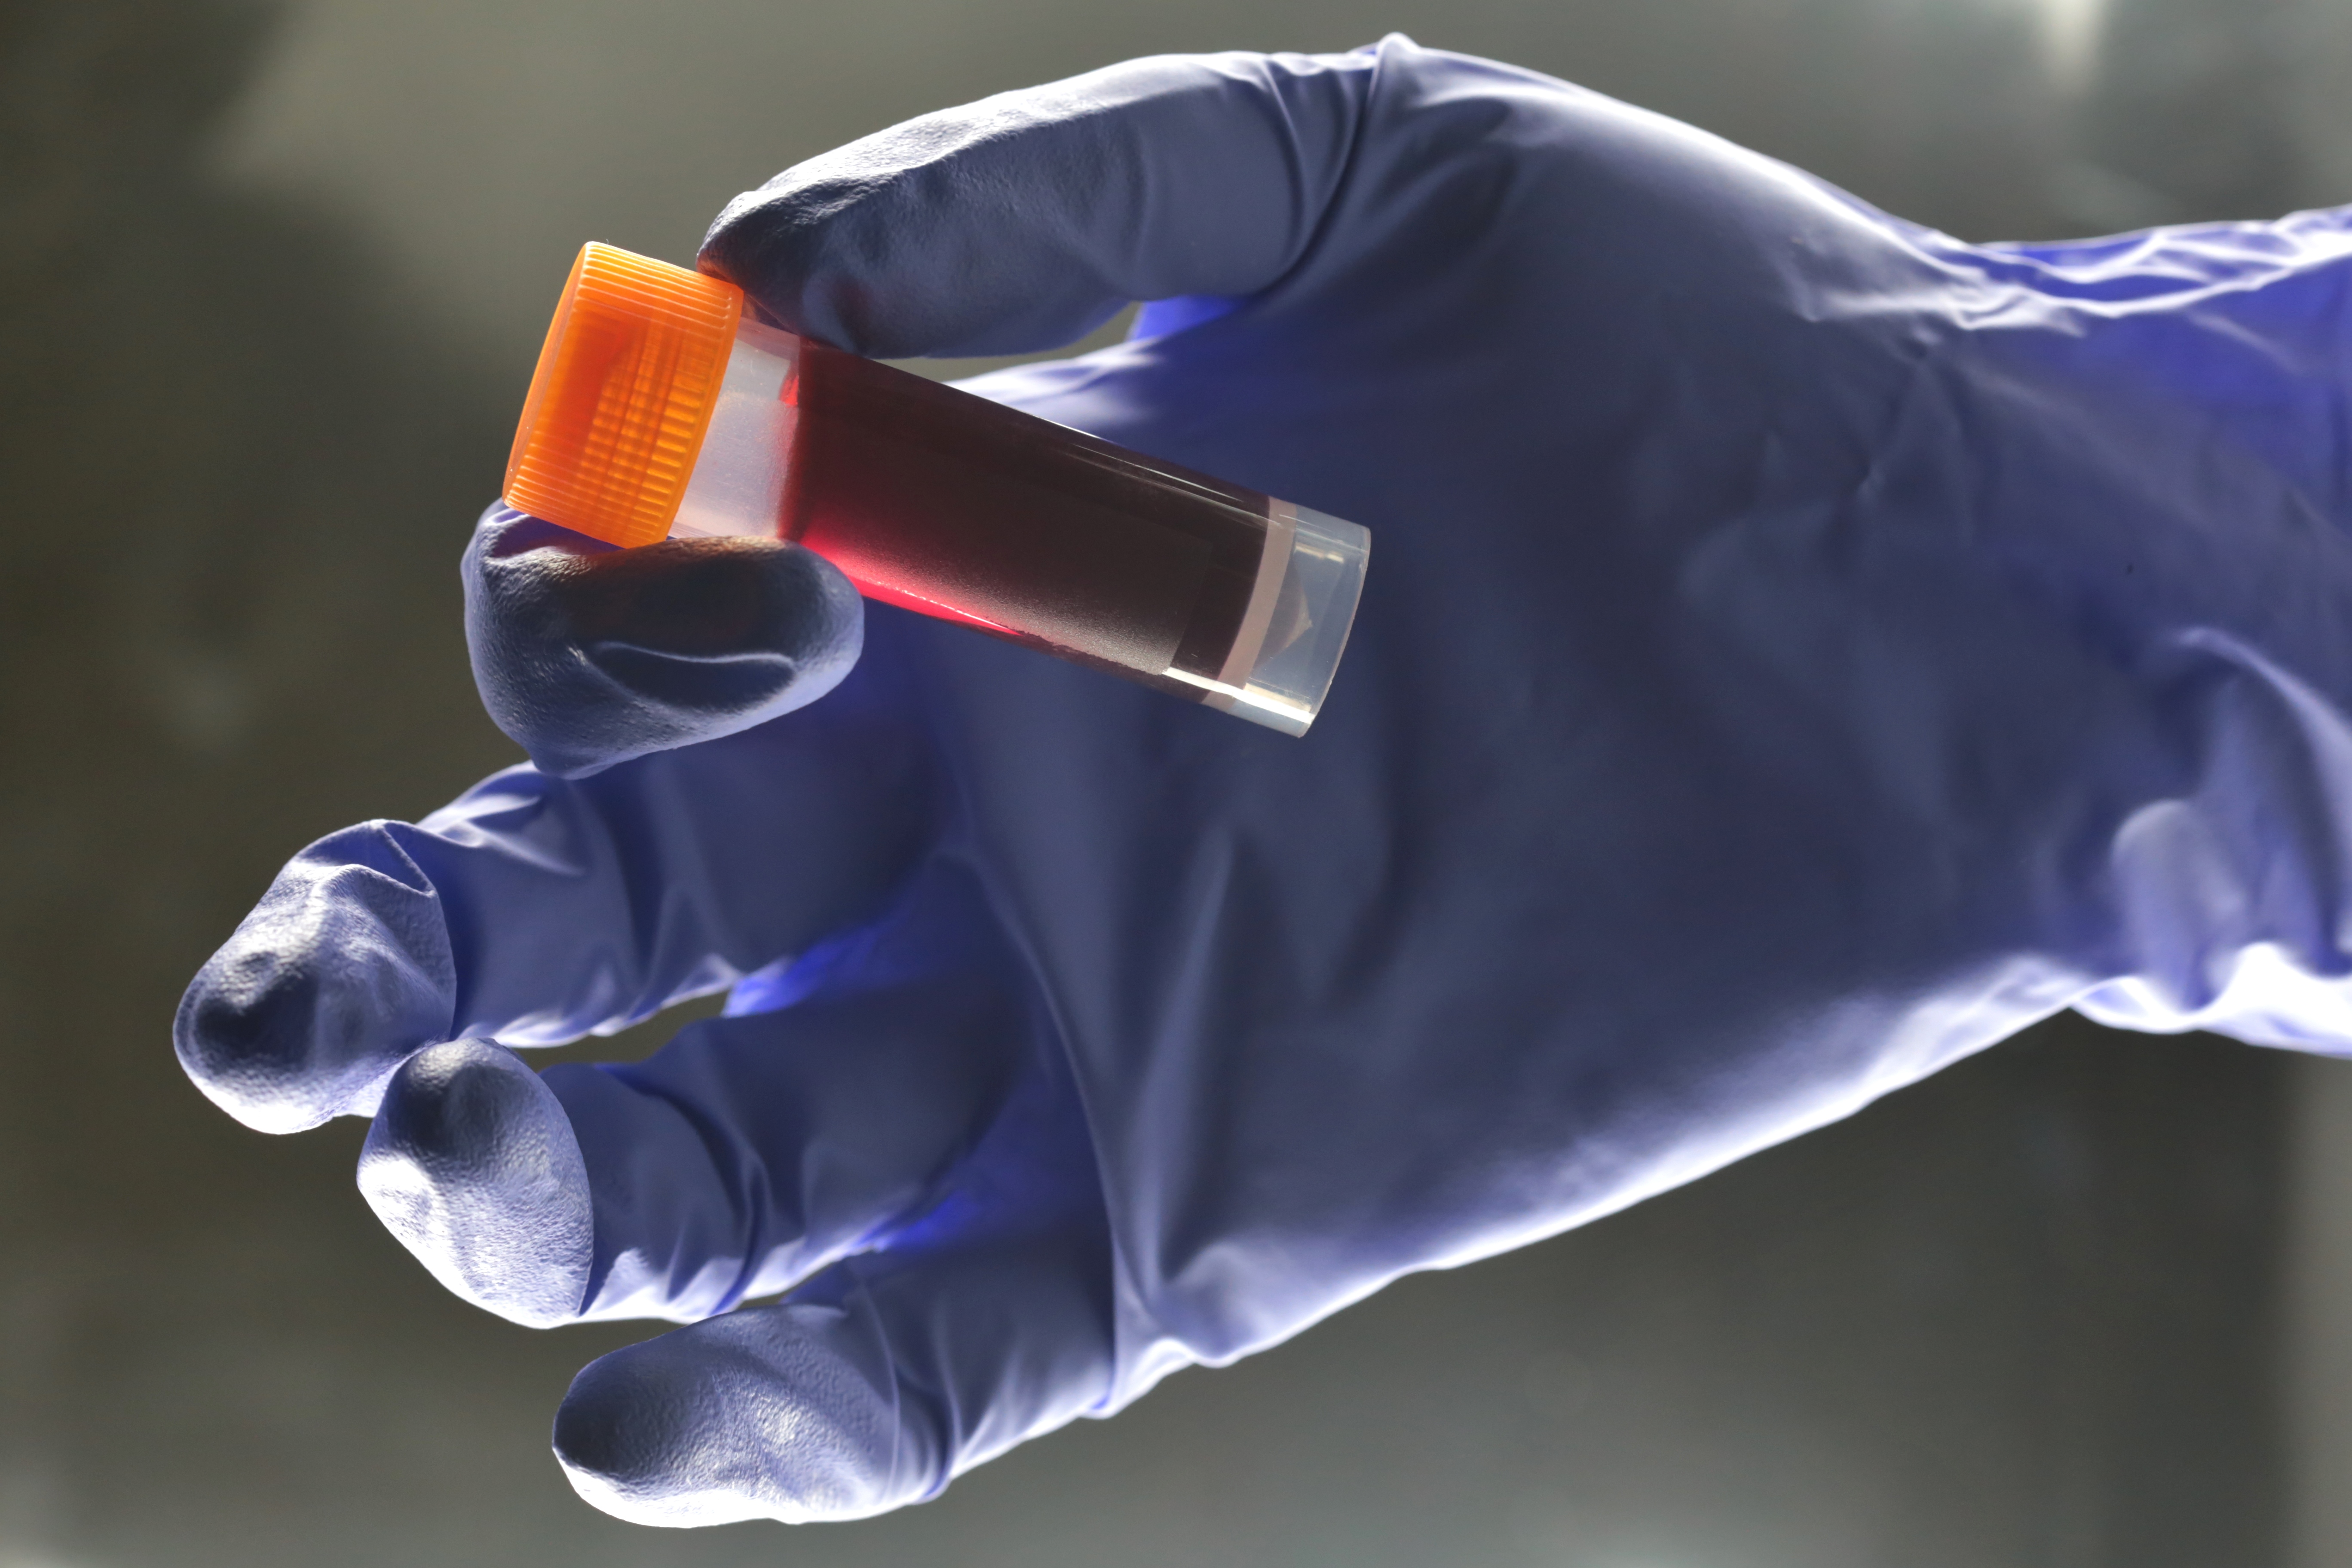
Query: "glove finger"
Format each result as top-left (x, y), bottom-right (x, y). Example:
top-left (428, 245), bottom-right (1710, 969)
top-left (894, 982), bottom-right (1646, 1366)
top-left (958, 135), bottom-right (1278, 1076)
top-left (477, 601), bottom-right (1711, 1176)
top-left (549, 1026), bottom-right (1113, 1527)
top-left (350, 860), bottom-right (1047, 1334)
top-left (551, 1223), bottom-right (1113, 1525)
top-left (357, 1038), bottom-right (593, 1328)
top-left (356, 934), bottom-right (1043, 1332)
top-left (463, 503), bottom-right (864, 779)
top-left (545, 974), bottom-right (1032, 1323)
top-left (698, 43), bottom-right (1387, 357)
top-left (359, 997), bottom-right (1026, 1329)
top-left (174, 672), bottom-right (934, 1133)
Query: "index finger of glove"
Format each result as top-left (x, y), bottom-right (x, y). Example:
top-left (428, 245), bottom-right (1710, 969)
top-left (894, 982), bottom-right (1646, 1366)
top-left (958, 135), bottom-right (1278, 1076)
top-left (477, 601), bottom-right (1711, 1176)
top-left (697, 44), bottom-right (1382, 358)
top-left (465, 505), bottom-right (863, 780)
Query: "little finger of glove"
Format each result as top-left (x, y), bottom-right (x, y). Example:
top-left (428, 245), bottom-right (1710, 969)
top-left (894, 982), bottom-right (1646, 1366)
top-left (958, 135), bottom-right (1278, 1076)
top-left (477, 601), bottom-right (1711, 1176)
top-left (551, 1207), bottom-right (1114, 1525)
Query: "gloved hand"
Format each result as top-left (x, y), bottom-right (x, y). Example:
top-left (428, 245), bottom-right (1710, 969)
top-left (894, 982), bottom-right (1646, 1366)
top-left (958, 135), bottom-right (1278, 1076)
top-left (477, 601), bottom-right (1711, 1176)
top-left (177, 36), bottom-right (2352, 1526)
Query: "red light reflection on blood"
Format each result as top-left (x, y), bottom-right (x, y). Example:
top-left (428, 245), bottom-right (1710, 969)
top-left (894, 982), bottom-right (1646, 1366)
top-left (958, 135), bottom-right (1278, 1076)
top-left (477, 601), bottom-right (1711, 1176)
top-left (852, 576), bottom-right (1018, 636)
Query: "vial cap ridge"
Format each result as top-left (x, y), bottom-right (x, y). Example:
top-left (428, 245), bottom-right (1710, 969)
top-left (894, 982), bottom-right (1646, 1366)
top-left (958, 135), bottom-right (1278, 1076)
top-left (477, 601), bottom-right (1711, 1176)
top-left (504, 243), bottom-right (744, 550)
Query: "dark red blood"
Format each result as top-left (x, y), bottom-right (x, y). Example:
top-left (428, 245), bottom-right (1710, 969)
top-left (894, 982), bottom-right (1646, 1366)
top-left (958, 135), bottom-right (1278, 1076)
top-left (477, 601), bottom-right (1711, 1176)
top-left (780, 342), bottom-right (1273, 701)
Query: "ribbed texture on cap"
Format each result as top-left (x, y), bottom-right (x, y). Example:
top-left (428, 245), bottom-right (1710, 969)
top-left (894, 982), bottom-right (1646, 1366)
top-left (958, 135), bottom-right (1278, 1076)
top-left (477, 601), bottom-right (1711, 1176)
top-left (504, 243), bottom-right (744, 549)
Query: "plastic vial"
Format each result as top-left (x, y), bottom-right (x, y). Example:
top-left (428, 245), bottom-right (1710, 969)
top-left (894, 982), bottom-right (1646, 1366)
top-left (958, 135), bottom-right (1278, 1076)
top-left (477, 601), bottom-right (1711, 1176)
top-left (504, 243), bottom-right (1369, 735)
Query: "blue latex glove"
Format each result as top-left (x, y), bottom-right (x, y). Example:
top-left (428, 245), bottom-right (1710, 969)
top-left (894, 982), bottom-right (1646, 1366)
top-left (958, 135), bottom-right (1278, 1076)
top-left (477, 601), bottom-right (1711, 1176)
top-left (178, 37), bottom-right (2352, 1525)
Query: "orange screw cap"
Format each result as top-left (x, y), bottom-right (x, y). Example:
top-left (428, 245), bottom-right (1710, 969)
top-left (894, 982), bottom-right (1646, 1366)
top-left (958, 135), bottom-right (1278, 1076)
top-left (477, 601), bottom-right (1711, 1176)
top-left (504, 243), bottom-right (745, 549)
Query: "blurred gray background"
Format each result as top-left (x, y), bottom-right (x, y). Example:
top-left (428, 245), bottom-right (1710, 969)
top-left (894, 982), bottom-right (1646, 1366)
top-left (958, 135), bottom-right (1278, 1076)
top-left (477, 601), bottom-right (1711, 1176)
top-left (7, 1), bottom-right (2352, 1564)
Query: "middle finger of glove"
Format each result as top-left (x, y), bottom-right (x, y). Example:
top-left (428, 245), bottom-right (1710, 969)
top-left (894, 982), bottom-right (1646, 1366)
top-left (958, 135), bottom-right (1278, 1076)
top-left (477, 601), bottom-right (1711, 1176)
top-left (172, 637), bottom-right (936, 1136)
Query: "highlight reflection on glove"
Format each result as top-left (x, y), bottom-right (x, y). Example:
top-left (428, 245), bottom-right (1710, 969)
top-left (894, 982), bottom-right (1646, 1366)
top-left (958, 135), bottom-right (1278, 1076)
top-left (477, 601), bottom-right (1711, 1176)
top-left (178, 37), bottom-right (2352, 1526)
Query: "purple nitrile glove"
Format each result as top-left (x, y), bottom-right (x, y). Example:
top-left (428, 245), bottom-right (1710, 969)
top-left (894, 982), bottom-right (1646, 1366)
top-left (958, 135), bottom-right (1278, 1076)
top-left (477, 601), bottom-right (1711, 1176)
top-left (180, 36), bottom-right (2352, 1525)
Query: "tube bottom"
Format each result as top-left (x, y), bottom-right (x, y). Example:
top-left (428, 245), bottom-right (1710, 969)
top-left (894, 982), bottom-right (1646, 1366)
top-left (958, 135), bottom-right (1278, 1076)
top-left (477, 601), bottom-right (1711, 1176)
top-left (1164, 505), bottom-right (1369, 736)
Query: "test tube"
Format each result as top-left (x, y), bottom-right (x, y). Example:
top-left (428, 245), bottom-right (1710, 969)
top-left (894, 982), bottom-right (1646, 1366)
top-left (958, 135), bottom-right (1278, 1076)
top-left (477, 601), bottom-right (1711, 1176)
top-left (503, 243), bottom-right (1370, 735)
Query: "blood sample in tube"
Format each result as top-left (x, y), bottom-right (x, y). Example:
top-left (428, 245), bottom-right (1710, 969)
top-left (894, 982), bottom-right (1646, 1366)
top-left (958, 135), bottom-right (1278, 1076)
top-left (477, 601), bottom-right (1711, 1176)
top-left (505, 242), bottom-right (1369, 735)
